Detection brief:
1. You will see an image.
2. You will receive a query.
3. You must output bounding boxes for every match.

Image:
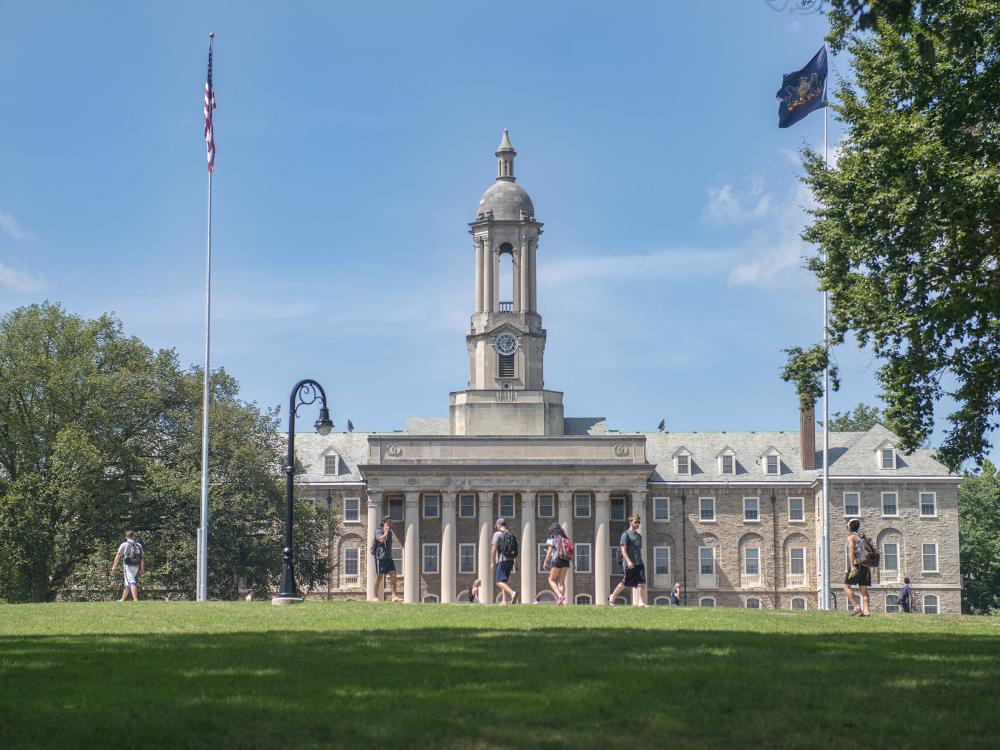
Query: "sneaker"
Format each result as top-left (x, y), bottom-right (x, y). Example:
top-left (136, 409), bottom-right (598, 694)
top-left (608, 597), bottom-right (616, 607)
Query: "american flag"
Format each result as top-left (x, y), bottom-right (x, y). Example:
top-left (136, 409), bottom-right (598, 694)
top-left (204, 40), bottom-right (216, 172)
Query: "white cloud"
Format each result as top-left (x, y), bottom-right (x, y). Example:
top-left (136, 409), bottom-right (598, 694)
top-left (0, 262), bottom-right (46, 293)
top-left (0, 212), bottom-right (32, 241)
top-left (704, 180), bottom-right (772, 224)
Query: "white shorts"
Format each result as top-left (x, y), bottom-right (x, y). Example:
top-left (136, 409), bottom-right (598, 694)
top-left (124, 565), bottom-right (139, 587)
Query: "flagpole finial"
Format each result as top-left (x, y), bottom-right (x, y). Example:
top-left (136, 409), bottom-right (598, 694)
top-left (209, 32), bottom-right (215, 39)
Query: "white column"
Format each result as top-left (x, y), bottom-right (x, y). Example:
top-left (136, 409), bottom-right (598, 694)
top-left (529, 237), bottom-right (537, 313)
top-left (518, 243), bottom-right (529, 313)
top-left (512, 252), bottom-right (521, 312)
top-left (492, 250), bottom-right (500, 311)
top-left (366, 491), bottom-right (382, 601)
top-left (558, 490), bottom-right (574, 603)
top-left (632, 490), bottom-right (648, 605)
top-left (404, 491), bottom-right (420, 603)
top-left (474, 238), bottom-right (484, 313)
top-left (595, 490), bottom-right (610, 606)
top-left (478, 492), bottom-right (494, 604)
top-left (521, 491), bottom-right (537, 604)
top-left (441, 491), bottom-right (457, 603)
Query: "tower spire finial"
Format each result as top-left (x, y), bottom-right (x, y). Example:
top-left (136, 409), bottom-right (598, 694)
top-left (495, 129), bottom-right (516, 182)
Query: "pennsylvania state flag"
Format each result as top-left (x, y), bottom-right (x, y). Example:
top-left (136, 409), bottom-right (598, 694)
top-left (776, 46), bottom-right (828, 128)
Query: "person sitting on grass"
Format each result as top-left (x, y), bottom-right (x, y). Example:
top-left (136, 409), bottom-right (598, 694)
top-left (111, 530), bottom-right (144, 602)
top-left (610, 514), bottom-right (649, 607)
top-left (490, 517), bottom-right (518, 605)
top-left (467, 578), bottom-right (481, 604)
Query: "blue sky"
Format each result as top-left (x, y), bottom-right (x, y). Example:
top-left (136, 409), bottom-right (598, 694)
top-left (1, 2), bottom-right (990, 464)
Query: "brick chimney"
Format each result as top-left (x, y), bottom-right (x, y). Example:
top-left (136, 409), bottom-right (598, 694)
top-left (800, 399), bottom-right (816, 470)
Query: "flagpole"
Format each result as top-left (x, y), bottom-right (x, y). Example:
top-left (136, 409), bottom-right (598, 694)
top-left (821, 101), bottom-right (831, 611)
top-left (197, 32), bottom-right (215, 603)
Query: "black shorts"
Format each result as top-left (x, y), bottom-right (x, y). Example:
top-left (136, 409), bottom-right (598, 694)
top-left (845, 566), bottom-right (871, 587)
top-left (551, 559), bottom-right (570, 569)
top-left (377, 558), bottom-right (396, 575)
top-left (622, 563), bottom-right (646, 588)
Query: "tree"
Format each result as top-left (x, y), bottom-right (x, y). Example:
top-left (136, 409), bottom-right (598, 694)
top-left (958, 460), bottom-right (1000, 614)
top-left (795, 2), bottom-right (1000, 469)
top-left (823, 403), bottom-right (883, 432)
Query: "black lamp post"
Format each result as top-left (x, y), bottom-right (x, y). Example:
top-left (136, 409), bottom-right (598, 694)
top-left (275, 379), bottom-right (333, 603)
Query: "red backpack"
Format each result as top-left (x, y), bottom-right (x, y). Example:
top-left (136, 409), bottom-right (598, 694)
top-left (557, 536), bottom-right (575, 562)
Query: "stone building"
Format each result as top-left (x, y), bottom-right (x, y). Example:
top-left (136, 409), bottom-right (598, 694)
top-left (291, 131), bottom-right (961, 613)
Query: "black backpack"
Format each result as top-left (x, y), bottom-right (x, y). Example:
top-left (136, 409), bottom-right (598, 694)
top-left (498, 530), bottom-right (519, 559)
top-left (856, 533), bottom-right (880, 568)
top-left (124, 540), bottom-right (142, 565)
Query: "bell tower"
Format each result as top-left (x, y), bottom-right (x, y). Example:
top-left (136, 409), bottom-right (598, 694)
top-left (449, 131), bottom-right (565, 435)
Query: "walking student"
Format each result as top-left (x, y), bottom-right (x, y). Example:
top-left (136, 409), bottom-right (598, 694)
top-left (490, 517), bottom-right (518, 605)
top-left (371, 516), bottom-right (401, 602)
top-left (542, 522), bottom-right (572, 605)
top-left (843, 518), bottom-right (872, 617)
top-left (670, 581), bottom-right (682, 606)
top-left (111, 531), bottom-right (144, 602)
top-left (900, 577), bottom-right (915, 613)
top-left (610, 514), bottom-right (648, 607)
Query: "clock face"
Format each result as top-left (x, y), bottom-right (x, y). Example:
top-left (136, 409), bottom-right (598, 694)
top-left (495, 332), bottom-right (518, 356)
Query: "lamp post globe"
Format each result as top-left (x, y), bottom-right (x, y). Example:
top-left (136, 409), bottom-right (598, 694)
top-left (274, 378), bottom-right (333, 605)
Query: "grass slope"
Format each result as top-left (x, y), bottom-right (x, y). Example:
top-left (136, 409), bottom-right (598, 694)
top-left (1, 603), bottom-right (999, 749)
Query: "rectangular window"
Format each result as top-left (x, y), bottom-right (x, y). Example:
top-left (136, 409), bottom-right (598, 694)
top-left (391, 546), bottom-right (403, 576)
top-left (537, 493), bottom-right (554, 518)
top-left (324, 454), bottom-right (338, 475)
top-left (699, 497), bottom-right (715, 522)
top-left (922, 543), bottom-right (938, 573)
top-left (423, 494), bottom-right (440, 519)
top-left (459, 493), bottom-right (475, 518)
top-left (459, 543), bottom-right (476, 574)
top-left (499, 494), bottom-right (515, 518)
top-left (575, 543), bottom-right (592, 573)
top-left (881, 492), bottom-right (898, 517)
top-left (344, 497), bottom-right (360, 523)
top-left (610, 497), bottom-right (627, 522)
top-left (611, 546), bottom-right (623, 575)
top-left (344, 548), bottom-right (359, 583)
top-left (885, 594), bottom-right (900, 613)
top-left (788, 497), bottom-right (804, 522)
top-left (699, 546), bottom-right (716, 575)
top-left (882, 542), bottom-right (898, 572)
top-left (843, 492), bottom-right (860, 517)
top-left (766, 455), bottom-right (779, 475)
top-left (653, 497), bottom-right (670, 522)
top-left (422, 543), bottom-right (439, 574)
top-left (923, 595), bottom-right (939, 614)
top-left (677, 454), bottom-right (690, 475)
top-left (721, 453), bottom-right (735, 474)
top-left (881, 448), bottom-right (895, 469)
top-left (654, 547), bottom-right (671, 576)
top-left (744, 547), bottom-right (760, 576)
top-left (790, 548), bottom-right (805, 575)
top-left (388, 498), bottom-right (404, 522)
top-left (744, 497), bottom-right (759, 522)
top-left (920, 492), bottom-right (937, 517)
top-left (538, 543), bottom-right (549, 573)
top-left (574, 493), bottom-right (591, 518)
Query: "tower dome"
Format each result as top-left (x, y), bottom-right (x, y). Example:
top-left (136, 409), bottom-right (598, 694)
top-left (474, 130), bottom-right (535, 221)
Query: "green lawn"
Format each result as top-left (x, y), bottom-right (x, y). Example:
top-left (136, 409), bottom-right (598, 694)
top-left (1, 603), bottom-right (999, 749)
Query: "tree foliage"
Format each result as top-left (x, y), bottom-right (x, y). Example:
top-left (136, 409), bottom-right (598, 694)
top-left (823, 402), bottom-right (883, 431)
top-left (801, 1), bottom-right (1000, 469)
top-left (0, 303), bottom-right (329, 602)
top-left (780, 344), bottom-right (840, 407)
top-left (958, 460), bottom-right (1000, 614)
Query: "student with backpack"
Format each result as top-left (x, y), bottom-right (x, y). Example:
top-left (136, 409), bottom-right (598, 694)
top-left (609, 514), bottom-right (649, 607)
top-left (490, 517), bottom-right (518, 605)
top-left (843, 518), bottom-right (876, 617)
top-left (542, 522), bottom-right (572, 605)
top-left (900, 577), bottom-right (915, 613)
top-left (111, 531), bottom-right (144, 602)
top-left (371, 516), bottom-right (401, 602)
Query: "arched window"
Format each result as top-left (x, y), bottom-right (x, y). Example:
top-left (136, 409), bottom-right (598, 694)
top-left (575, 594), bottom-right (592, 605)
top-left (791, 597), bottom-right (806, 610)
top-left (746, 597), bottom-right (761, 609)
top-left (614, 596), bottom-right (628, 606)
top-left (923, 595), bottom-right (939, 614)
top-left (653, 596), bottom-right (671, 606)
top-left (699, 597), bottom-right (716, 607)
top-left (536, 591), bottom-right (557, 605)
top-left (422, 595), bottom-right (439, 604)
top-left (885, 594), bottom-right (900, 613)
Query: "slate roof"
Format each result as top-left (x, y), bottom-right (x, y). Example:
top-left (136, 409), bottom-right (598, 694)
top-left (292, 432), bottom-right (372, 483)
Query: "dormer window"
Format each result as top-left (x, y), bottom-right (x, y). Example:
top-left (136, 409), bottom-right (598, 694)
top-left (880, 447), bottom-right (896, 469)
top-left (717, 447), bottom-right (736, 475)
top-left (323, 454), bottom-right (339, 475)
top-left (761, 447), bottom-right (781, 476)
top-left (673, 448), bottom-right (692, 475)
